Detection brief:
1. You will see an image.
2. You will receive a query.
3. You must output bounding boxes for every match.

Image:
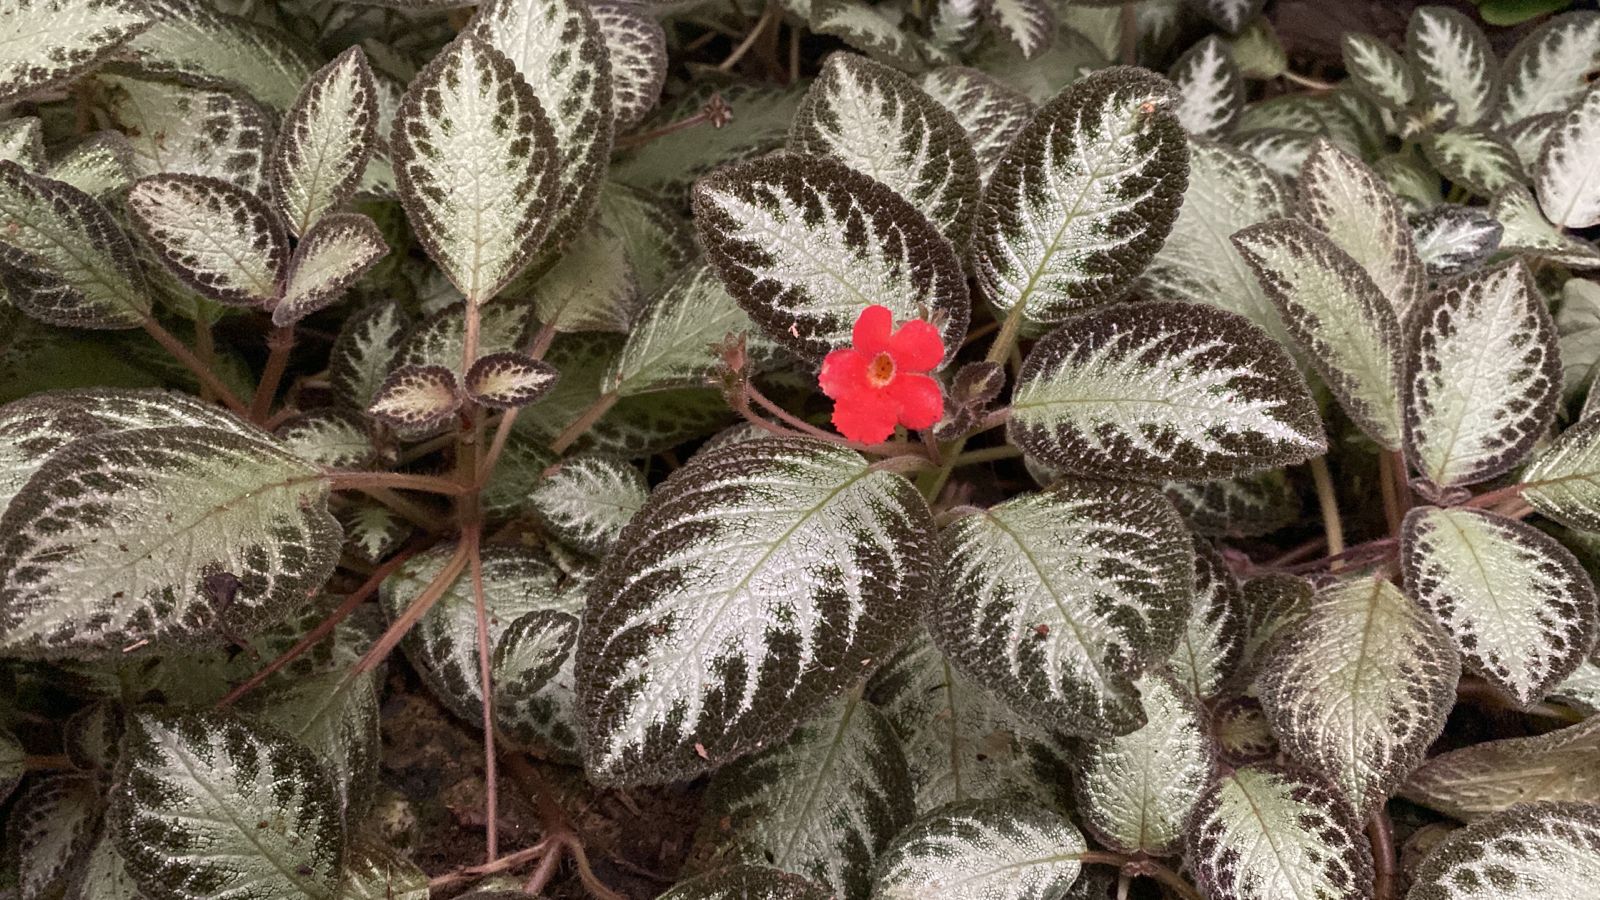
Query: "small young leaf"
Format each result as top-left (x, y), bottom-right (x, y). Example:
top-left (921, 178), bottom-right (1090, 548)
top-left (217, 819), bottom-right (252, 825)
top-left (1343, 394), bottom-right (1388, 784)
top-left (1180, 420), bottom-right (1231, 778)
top-left (392, 36), bottom-right (560, 304)
top-left (110, 711), bottom-right (343, 900)
top-left (1298, 140), bottom-right (1426, 323)
top-left (1213, 696), bottom-right (1279, 765)
top-left (1341, 33), bottom-right (1415, 112)
top-left (395, 298), bottom-right (537, 372)
top-left (870, 800), bottom-right (1085, 900)
top-left (272, 46), bottom-right (379, 237)
top-left (276, 408), bottom-right (378, 470)
top-left (694, 153), bottom-right (968, 361)
top-left (591, 0), bottom-right (666, 133)
top-left (1228, 18), bottom-right (1287, 80)
top-left (917, 66), bottom-right (1034, 177)
top-left (1408, 801), bottom-right (1600, 900)
top-left (338, 836), bottom-right (429, 900)
top-left (340, 499), bottom-right (408, 565)
top-left (577, 438), bottom-right (934, 784)
top-left (1404, 506), bottom-right (1598, 707)
top-left (1070, 671), bottom-right (1213, 856)
top-left (1407, 5), bottom-right (1499, 128)
top-left (811, 0), bottom-right (927, 69)
top-left (1410, 204), bottom-right (1503, 278)
top-left (1536, 81), bottom-right (1600, 229)
top-left (1009, 300), bottom-right (1325, 481)
top-left (126, 173), bottom-right (288, 308)
top-left (367, 363), bottom-right (461, 432)
top-left (1258, 575), bottom-right (1459, 821)
top-left (464, 351), bottom-right (558, 410)
top-left (659, 865), bottom-right (832, 900)
top-left (790, 52), bottom-right (980, 247)
top-left (1189, 0), bottom-right (1265, 33)
top-left (1404, 261), bottom-right (1558, 491)
top-left (1188, 765), bottom-right (1374, 900)
top-left (930, 479), bottom-right (1194, 735)
top-left (603, 263), bottom-right (766, 397)
top-left (1234, 219), bottom-right (1405, 449)
top-left (1492, 184), bottom-right (1600, 269)
top-left (0, 422), bottom-right (339, 657)
top-left (530, 455), bottom-right (645, 554)
top-left (1170, 36), bottom-right (1244, 136)
top-left (989, 0), bottom-right (1053, 61)
top-left (1401, 716), bottom-right (1600, 820)
top-left (975, 66), bottom-right (1188, 331)
top-left (1498, 11), bottom-right (1600, 125)
top-left (331, 299), bottom-right (412, 410)
top-left (119, 0), bottom-right (315, 111)
top-left (1169, 538), bottom-right (1246, 699)
top-left (273, 212), bottom-right (387, 326)
top-left (598, 180), bottom-right (696, 298)
top-left (493, 608), bottom-right (579, 714)
top-left (0, 161), bottom-right (149, 328)
top-left (1423, 127), bottom-right (1525, 197)
top-left (1164, 470), bottom-right (1300, 539)
top-left (0, 0), bottom-right (153, 105)
top-left (96, 74), bottom-right (273, 192)
top-left (692, 694), bottom-right (915, 899)
top-left (7, 775), bottom-right (100, 899)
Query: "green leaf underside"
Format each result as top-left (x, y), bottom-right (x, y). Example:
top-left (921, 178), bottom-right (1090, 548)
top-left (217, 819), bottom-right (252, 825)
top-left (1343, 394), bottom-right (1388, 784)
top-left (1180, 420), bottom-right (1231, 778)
top-left (1408, 801), bottom-right (1600, 900)
top-left (1009, 300), bottom-right (1325, 481)
top-left (1258, 575), bottom-right (1460, 821)
top-left (1401, 717), bottom-right (1600, 820)
top-left (870, 800), bottom-right (1086, 900)
top-left (1234, 219), bottom-right (1405, 450)
top-left (975, 66), bottom-right (1188, 331)
top-left (930, 479), bottom-right (1194, 736)
top-left (693, 153), bottom-right (969, 362)
top-left (577, 438), bottom-right (934, 785)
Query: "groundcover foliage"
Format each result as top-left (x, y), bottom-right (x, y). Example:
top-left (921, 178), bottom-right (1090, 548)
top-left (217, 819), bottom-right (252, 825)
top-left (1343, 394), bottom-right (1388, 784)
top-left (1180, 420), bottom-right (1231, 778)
top-left (6, 0), bottom-right (1600, 898)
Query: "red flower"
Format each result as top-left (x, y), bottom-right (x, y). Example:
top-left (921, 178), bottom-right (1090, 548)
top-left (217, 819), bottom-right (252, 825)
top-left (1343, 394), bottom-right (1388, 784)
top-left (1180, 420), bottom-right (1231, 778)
top-left (819, 305), bottom-right (944, 444)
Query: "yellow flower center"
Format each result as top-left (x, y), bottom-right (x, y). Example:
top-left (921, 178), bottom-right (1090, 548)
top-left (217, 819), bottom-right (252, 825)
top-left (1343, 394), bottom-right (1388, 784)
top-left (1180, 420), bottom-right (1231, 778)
top-left (867, 352), bottom-right (896, 387)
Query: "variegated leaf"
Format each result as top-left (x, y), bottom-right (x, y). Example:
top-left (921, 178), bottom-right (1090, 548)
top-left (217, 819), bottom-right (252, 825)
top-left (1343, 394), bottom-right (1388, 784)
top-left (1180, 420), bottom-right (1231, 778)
top-left (0, 161), bottom-right (148, 328)
top-left (46, 132), bottom-right (136, 197)
top-left (869, 800), bottom-right (1086, 900)
top-left (368, 363), bottom-right (461, 432)
top-left (968, 19), bottom-right (1105, 108)
top-left (917, 66), bottom-right (1033, 177)
top-left (1564, 278), bottom-right (1600, 405)
top-left (8, 775), bottom-right (100, 899)
top-left (0, 0), bottom-right (152, 105)
top-left (396, 298), bottom-right (538, 372)
top-left (930, 479), bottom-right (1194, 735)
top-left (1070, 670), bottom-right (1212, 856)
top-left (790, 52), bottom-right (980, 247)
top-left (126, 173), bottom-right (287, 308)
top-left (524, 216), bottom-right (639, 333)
top-left (340, 499), bottom-right (407, 566)
top-left (1234, 128), bottom-right (1318, 181)
top-left (1404, 261), bottom-right (1558, 491)
top-left (660, 865), bottom-right (832, 900)
top-left (1228, 18), bottom-right (1287, 81)
top-left (1505, 113), bottom-right (1562, 171)
top-left (598, 180), bottom-right (695, 298)
top-left (1214, 697), bottom-right (1279, 765)
top-left (1341, 34), bottom-right (1415, 112)
top-left (1258, 575), bottom-right (1459, 820)
top-left (603, 263), bottom-right (765, 397)
top-left (245, 666), bottom-right (381, 818)
top-left (68, 834), bottom-right (142, 900)
top-left (577, 438), bottom-right (934, 784)
top-left (1407, 5), bottom-right (1498, 128)
top-left (1298, 140), bottom-right (1426, 324)
top-left (1188, 765), bottom-right (1374, 900)
top-left (468, 0), bottom-right (614, 250)
top-left (1522, 415), bottom-right (1600, 530)
top-left (1536, 81), bottom-right (1600, 230)
top-left (276, 408), bottom-right (377, 470)
top-left (110, 711), bottom-right (343, 900)
top-left (0, 421), bottom-right (338, 657)
top-left (1410, 204), bottom-right (1503, 278)
top-left (0, 117), bottom-right (43, 168)
top-left (272, 46), bottom-right (378, 237)
top-left (1235, 219), bottom-right (1405, 449)
top-left (1171, 36), bottom-right (1243, 137)
top-left (1170, 538), bottom-right (1245, 699)
top-left (811, 0), bottom-right (926, 69)
top-left (927, 0), bottom-right (984, 55)
top-left (988, 0), bottom-right (1052, 61)
top-left (338, 836), bottom-right (429, 900)
top-left (592, 0), bottom-right (665, 133)
top-left (1011, 300), bottom-right (1324, 481)
top-left (975, 66), bottom-right (1188, 331)
top-left (1164, 471), bottom-right (1300, 539)
top-left (493, 608), bottom-right (579, 717)
top-left (274, 213), bottom-right (387, 326)
top-left (331, 299), bottom-right (411, 410)
top-left (531, 455), bottom-right (645, 554)
top-left (1423, 128), bottom-right (1524, 197)
top-left (692, 694), bottom-right (914, 898)
top-left (1141, 141), bottom-right (1295, 349)
top-left (693, 153), bottom-right (968, 361)
top-left (1499, 11), bottom-right (1600, 126)
top-left (119, 0), bottom-right (315, 111)
top-left (1551, 656), bottom-right (1600, 713)
top-left (1402, 717), bottom-right (1600, 821)
top-left (392, 36), bottom-right (560, 305)
top-left (96, 74), bottom-right (272, 192)
top-left (1409, 801), bottom-right (1600, 900)
top-left (1403, 506), bottom-right (1597, 706)
top-left (464, 351), bottom-right (558, 409)
top-left (385, 543), bottom-right (570, 726)
top-left (1189, 0), bottom-right (1264, 34)
top-left (1377, 152), bottom-right (1446, 214)
top-left (1492, 185), bottom-right (1600, 269)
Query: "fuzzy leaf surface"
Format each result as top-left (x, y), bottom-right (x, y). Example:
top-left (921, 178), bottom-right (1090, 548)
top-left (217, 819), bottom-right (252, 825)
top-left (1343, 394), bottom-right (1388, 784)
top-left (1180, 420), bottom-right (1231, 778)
top-left (1402, 717), bottom-right (1600, 821)
top-left (271, 46), bottom-right (378, 236)
top-left (1408, 801), bottom-right (1600, 900)
top-left (1298, 140), bottom-right (1425, 323)
top-left (127, 174), bottom-right (287, 308)
top-left (869, 800), bottom-right (1086, 900)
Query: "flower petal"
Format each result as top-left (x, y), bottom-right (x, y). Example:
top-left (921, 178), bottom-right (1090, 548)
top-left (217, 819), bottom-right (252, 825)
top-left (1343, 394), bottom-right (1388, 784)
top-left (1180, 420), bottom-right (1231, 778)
top-left (819, 348), bottom-right (869, 399)
top-left (887, 318), bottom-right (944, 371)
top-left (852, 305), bottom-right (894, 355)
top-left (832, 389), bottom-right (898, 444)
top-left (889, 373), bottom-right (943, 430)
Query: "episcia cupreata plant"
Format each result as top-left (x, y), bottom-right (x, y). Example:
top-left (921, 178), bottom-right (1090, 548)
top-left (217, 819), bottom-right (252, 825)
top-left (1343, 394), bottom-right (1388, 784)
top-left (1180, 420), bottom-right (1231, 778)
top-left (6, 0), bottom-right (1600, 897)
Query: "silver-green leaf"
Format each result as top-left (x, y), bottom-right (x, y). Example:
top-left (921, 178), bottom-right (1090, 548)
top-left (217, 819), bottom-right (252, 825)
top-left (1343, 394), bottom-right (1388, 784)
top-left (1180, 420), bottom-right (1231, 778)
top-left (530, 454), bottom-right (646, 554)
top-left (271, 46), bottom-right (379, 237)
top-left (0, 0), bottom-right (153, 106)
top-left (126, 173), bottom-right (288, 309)
top-left (1536, 81), bottom-right (1600, 230)
top-left (1407, 5), bottom-right (1498, 128)
top-left (1401, 717), bottom-right (1600, 821)
top-left (869, 800), bottom-right (1086, 900)
top-left (1408, 801), bottom-right (1600, 900)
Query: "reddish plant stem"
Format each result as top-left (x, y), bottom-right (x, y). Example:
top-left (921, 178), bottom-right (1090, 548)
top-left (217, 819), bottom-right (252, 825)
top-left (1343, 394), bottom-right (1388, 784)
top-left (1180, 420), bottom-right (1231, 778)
top-left (1369, 809), bottom-right (1397, 900)
top-left (327, 471), bottom-right (470, 496)
top-left (503, 754), bottom-right (627, 900)
top-left (427, 840), bottom-right (553, 891)
top-left (465, 527), bottom-right (499, 863)
top-left (1279, 537), bottom-right (1399, 574)
top-left (141, 317), bottom-right (250, 415)
top-left (1379, 452), bottom-right (1404, 537)
top-left (251, 325), bottom-right (295, 423)
top-left (194, 318), bottom-right (218, 404)
top-left (352, 539), bottom-right (472, 674)
top-left (1466, 481), bottom-right (1527, 509)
